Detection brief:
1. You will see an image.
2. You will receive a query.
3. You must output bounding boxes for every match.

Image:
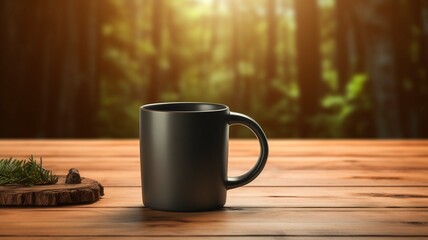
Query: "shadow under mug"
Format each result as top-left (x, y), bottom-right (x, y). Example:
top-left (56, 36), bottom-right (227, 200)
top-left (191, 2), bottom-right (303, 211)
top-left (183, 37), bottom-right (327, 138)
top-left (140, 102), bottom-right (269, 212)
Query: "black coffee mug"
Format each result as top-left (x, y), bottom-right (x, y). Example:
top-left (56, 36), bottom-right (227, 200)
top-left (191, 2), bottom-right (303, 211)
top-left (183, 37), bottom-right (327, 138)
top-left (140, 102), bottom-right (268, 212)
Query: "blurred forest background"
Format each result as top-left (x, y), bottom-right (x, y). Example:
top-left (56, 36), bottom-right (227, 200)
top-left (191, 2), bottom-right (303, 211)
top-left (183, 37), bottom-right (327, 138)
top-left (0, 0), bottom-right (427, 138)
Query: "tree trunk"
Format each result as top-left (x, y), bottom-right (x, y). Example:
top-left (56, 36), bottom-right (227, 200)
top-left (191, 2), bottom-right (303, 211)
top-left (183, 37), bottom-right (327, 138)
top-left (335, 0), bottom-right (350, 91)
top-left (0, 0), bottom-right (100, 138)
top-left (295, 0), bottom-right (322, 138)
top-left (0, 1), bottom-right (21, 137)
top-left (210, 0), bottom-right (219, 56)
top-left (393, 1), bottom-right (420, 138)
top-left (355, 0), bottom-right (402, 138)
top-left (0, 1), bottom-right (48, 137)
top-left (230, 0), bottom-right (241, 110)
top-left (266, 0), bottom-right (281, 104)
top-left (167, 3), bottom-right (181, 96)
top-left (147, 0), bottom-right (162, 103)
top-left (418, 0), bottom-right (428, 137)
top-left (281, 0), bottom-right (292, 84)
top-left (335, 0), bottom-right (367, 85)
top-left (76, 0), bottom-right (99, 137)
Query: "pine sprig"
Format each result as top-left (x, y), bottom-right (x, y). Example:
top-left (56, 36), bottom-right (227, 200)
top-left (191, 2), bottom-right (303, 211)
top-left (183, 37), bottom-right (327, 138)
top-left (0, 155), bottom-right (58, 186)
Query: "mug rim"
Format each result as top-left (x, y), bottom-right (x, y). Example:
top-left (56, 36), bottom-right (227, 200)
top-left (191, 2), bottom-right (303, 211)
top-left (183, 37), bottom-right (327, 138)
top-left (141, 102), bottom-right (229, 113)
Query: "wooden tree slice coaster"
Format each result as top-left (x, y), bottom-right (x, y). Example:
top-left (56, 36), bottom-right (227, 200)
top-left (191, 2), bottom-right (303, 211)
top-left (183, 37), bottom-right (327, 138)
top-left (0, 176), bottom-right (104, 206)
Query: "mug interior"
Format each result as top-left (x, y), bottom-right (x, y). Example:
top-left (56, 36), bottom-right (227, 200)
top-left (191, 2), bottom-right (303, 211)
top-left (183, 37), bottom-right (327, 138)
top-left (142, 102), bottom-right (228, 112)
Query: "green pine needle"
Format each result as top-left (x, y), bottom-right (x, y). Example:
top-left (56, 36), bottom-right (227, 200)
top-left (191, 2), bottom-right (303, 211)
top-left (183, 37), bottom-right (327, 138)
top-left (0, 155), bottom-right (58, 186)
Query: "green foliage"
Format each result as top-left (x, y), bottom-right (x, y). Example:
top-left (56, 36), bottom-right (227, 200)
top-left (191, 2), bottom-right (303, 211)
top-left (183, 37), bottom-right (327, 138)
top-left (346, 74), bottom-right (368, 99)
top-left (97, 0), bottom-right (420, 138)
top-left (0, 156), bottom-right (58, 186)
top-left (317, 74), bottom-right (371, 137)
top-left (98, 0), bottom-right (302, 138)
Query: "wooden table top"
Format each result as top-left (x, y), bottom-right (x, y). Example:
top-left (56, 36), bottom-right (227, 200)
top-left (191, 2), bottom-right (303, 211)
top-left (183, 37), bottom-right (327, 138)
top-left (0, 140), bottom-right (427, 239)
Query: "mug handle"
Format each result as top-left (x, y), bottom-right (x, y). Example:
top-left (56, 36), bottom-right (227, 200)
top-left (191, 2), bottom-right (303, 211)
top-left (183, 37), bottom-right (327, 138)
top-left (226, 112), bottom-right (269, 189)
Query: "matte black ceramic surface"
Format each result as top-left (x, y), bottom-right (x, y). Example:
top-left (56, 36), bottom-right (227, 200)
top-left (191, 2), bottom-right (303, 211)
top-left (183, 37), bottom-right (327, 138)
top-left (140, 102), bottom-right (268, 212)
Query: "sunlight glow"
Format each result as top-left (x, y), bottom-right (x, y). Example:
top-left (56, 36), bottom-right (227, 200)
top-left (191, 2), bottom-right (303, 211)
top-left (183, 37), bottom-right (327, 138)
top-left (193, 0), bottom-right (213, 5)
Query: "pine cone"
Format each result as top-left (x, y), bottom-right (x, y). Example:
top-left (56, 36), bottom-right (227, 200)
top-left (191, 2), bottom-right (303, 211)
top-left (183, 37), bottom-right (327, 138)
top-left (65, 168), bottom-right (81, 184)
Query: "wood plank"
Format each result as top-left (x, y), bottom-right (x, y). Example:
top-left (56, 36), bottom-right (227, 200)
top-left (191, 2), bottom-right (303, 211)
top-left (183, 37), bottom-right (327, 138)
top-left (0, 208), bottom-right (427, 236)
top-left (1, 140), bottom-right (427, 157)
top-left (1, 139), bottom-right (427, 147)
top-left (3, 238), bottom-right (428, 240)
top-left (49, 169), bottom-right (428, 187)
top-left (10, 156), bottom-right (425, 187)
top-left (83, 186), bottom-right (428, 208)
top-left (1, 140), bottom-right (427, 238)
top-left (2, 238), bottom-right (428, 240)
top-left (5, 156), bottom-right (423, 170)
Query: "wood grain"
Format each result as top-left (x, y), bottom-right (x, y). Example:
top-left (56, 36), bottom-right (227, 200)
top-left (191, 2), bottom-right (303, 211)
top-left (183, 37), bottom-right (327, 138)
top-left (1, 140), bottom-right (427, 157)
top-left (9, 156), bottom-right (425, 187)
top-left (3, 238), bottom-right (428, 240)
top-left (0, 208), bottom-right (427, 236)
top-left (0, 140), bottom-right (427, 238)
top-left (88, 186), bottom-right (428, 208)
